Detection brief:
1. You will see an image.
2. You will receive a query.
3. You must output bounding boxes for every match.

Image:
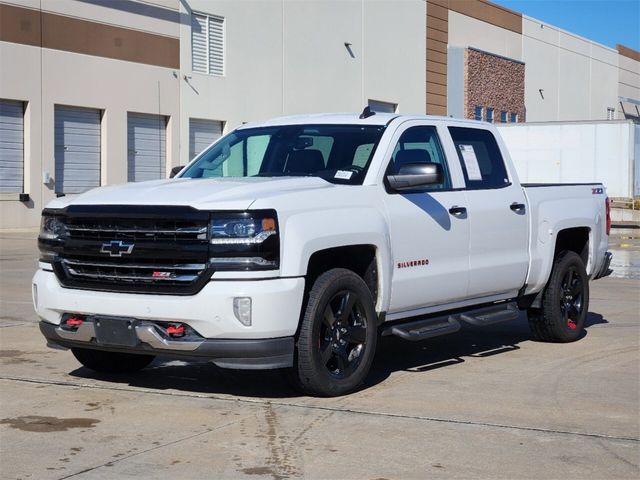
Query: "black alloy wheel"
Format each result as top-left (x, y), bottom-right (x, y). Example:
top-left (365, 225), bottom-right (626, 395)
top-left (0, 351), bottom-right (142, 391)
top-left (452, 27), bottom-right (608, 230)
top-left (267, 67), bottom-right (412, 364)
top-left (292, 268), bottom-right (378, 396)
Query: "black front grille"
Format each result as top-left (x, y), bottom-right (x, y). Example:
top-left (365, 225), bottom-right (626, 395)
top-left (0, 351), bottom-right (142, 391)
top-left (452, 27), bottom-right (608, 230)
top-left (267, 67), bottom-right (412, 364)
top-left (65, 218), bottom-right (208, 242)
top-left (49, 205), bottom-right (213, 295)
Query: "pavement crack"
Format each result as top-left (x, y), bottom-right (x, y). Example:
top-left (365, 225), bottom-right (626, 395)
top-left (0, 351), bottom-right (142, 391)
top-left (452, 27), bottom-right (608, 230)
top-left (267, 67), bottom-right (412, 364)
top-left (54, 417), bottom-right (243, 479)
top-left (2, 375), bottom-right (638, 444)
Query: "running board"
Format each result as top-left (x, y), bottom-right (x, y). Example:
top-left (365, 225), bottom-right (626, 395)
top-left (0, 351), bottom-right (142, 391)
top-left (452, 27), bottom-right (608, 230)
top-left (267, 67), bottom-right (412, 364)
top-left (382, 302), bottom-right (519, 341)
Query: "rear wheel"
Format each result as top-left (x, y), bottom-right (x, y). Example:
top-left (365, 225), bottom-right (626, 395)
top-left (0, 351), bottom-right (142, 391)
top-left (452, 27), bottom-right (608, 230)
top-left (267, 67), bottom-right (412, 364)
top-left (292, 268), bottom-right (378, 397)
top-left (528, 250), bottom-right (589, 342)
top-left (71, 348), bottom-right (155, 373)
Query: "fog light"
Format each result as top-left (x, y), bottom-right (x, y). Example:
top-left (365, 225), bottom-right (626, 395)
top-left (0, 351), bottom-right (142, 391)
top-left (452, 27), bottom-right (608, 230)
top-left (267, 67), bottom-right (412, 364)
top-left (233, 297), bottom-right (252, 326)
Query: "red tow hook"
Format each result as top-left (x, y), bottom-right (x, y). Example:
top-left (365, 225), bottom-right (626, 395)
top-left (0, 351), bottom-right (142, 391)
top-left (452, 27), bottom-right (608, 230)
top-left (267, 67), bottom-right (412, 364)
top-left (66, 317), bottom-right (84, 328)
top-left (166, 324), bottom-right (186, 337)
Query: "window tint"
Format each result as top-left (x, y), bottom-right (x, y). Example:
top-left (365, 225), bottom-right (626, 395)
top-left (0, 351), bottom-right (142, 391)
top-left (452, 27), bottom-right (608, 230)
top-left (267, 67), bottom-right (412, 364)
top-left (448, 127), bottom-right (510, 189)
top-left (182, 125), bottom-right (385, 185)
top-left (388, 126), bottom-right (451, 190)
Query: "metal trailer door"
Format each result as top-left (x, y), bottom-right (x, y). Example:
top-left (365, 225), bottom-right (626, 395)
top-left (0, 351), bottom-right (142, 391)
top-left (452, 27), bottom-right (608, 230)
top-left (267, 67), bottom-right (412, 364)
top-left (54, 106), bottom-right (101, 194)
top-left (189, 118), bottom-right (223, 160)
top-left (0, 100), bottom-right (24, 193)
top-left (128, 113), bottom-right (167, 182)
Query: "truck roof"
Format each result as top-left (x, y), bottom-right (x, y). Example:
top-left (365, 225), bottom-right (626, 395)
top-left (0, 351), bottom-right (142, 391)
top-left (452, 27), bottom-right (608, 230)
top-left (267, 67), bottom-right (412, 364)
top-left (236, 112), bottom-right (488, 129)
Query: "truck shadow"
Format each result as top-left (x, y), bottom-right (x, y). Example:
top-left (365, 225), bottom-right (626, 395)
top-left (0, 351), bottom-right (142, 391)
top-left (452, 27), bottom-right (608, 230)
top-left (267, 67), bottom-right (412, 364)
top-left (365, 311), bottom-right (606, 388)
top-left (69, 312), bottom-right (607, 398)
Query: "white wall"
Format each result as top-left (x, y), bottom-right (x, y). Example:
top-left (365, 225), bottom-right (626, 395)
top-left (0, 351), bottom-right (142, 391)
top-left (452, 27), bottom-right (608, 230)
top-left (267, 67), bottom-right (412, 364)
top-left (178, 0), bottom-right (426, 165)
top-left (522, 16), bottom-right (619, 122)
top-left (498, 121), bottom-right (637, 198)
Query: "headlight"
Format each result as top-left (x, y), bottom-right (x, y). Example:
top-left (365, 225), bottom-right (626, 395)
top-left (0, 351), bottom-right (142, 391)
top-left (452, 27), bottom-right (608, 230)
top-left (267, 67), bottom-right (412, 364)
top-left (40, 214), bottom-right (66, 240)
top-left (38, 211), bottom-right (66, 262)
top-left (209, 211), bottom-right (279, 270)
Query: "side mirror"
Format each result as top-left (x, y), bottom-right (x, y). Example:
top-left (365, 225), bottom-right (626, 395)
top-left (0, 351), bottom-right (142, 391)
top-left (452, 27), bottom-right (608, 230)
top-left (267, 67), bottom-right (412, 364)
top-left (386, 163), bottom-right (443, 191)
top-left (170, 166), bottom-right (185, 178)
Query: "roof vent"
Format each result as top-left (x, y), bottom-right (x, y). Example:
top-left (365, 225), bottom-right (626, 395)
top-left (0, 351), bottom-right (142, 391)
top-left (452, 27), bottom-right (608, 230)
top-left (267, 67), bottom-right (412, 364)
top-left (359, 106), bottom-right (376, 119)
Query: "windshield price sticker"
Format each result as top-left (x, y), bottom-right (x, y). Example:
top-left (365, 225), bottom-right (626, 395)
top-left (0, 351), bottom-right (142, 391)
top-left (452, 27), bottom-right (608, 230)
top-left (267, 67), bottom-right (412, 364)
top-left (334, 170), bottom-right (353, 180)
top-left (459, 144), bottom-right (482, 181)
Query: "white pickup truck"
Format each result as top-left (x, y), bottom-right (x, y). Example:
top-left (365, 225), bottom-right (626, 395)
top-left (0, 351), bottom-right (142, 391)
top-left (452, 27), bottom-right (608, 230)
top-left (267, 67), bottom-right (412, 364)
top-left (34, 111), bottom-right (612, 396)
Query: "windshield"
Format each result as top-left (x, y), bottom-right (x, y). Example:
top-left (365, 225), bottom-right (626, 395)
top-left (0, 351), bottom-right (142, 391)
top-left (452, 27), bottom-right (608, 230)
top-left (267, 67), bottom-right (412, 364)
top-left (180, 124), bottom-right (386, 185)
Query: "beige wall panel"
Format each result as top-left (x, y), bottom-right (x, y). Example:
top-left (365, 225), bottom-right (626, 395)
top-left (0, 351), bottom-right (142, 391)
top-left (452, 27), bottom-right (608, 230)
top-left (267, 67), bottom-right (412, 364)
top-left (557, 49), bottom-right (591, 121)
top-left (363, 0), bottom-right (426, 115)
top-left (523, 16), bottom-right (558, 44)
top-left (523, 36), bottom-right (560, 121)
top-left (589, 59), bottom-right (620, 120)
top-left (448, 11), bottom-right (522, 61)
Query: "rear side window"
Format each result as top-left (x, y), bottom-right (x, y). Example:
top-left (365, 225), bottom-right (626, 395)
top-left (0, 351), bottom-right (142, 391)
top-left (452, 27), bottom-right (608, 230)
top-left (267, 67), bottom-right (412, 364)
top-left (448, 127), bottom-right (510, 189)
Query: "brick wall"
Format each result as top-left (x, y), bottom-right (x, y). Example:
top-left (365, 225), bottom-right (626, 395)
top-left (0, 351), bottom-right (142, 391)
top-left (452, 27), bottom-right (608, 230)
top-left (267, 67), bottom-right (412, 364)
top-left (464, 48), bottom-right (525, 122)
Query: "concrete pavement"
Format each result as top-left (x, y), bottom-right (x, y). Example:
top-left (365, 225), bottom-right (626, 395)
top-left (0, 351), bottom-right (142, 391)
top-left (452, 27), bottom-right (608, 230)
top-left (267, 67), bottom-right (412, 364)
top-left (0, 230), bottom-right (638, 479)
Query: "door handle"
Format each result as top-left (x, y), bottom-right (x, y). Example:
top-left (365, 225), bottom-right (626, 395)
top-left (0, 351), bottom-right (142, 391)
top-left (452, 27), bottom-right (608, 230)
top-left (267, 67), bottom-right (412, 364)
top-left (510, 202), bottom-right (526, 213)
top-left (449, 206), bottom-right (467, 216)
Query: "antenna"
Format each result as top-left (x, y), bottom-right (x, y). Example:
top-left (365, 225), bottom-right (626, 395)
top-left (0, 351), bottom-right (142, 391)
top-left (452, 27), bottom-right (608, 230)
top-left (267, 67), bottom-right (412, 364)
top-left (359, 106), bottom-right (376, 119)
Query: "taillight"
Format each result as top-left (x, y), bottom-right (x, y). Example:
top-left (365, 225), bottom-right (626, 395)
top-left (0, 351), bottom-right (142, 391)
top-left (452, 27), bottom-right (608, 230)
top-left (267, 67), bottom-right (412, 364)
top-left (605, 197), bottom-right (611, 236)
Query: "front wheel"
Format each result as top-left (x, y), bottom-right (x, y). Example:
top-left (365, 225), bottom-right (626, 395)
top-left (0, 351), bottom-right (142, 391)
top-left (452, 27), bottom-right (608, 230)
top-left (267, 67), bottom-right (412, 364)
top-left (292, 268), bottom-right (378, 397)
top-left (72, 348), bottom-right (155, 373)
top-left (528, 250), bottom-right (589, 342)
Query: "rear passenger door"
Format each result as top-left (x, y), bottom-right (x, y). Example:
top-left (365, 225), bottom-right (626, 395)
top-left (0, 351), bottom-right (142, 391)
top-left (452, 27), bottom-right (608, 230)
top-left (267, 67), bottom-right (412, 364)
top-left (383, 123), bottom-right (470, 313)
top-left (447, 126), bottom-right (528, 299)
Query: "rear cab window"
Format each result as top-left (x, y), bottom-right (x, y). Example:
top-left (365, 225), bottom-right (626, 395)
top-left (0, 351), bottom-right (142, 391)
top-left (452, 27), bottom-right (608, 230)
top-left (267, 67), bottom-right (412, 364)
top-left (448, 127), bottom-right (510, 189)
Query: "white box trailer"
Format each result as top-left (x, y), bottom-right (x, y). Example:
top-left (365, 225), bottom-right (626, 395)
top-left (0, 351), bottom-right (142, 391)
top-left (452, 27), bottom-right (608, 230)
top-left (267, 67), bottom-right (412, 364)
top-left (498, 120), bottom-right (639, 199)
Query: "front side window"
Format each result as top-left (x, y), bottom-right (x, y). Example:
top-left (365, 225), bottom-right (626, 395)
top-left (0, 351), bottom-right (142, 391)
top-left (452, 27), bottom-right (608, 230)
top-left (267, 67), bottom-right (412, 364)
top-left (448, 127), bottom-right (510, 189)
top-left (180, 125), bottom-right (386, 185)
top-left (192, 13), bottom-right (224, 75)
top-left (387, 126), bottom-right (451, 190)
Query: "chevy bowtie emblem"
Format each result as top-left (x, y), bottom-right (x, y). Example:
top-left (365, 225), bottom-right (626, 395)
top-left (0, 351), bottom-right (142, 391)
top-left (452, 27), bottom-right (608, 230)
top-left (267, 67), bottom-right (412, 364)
top-left (100, 240), bottom-right (134, 257)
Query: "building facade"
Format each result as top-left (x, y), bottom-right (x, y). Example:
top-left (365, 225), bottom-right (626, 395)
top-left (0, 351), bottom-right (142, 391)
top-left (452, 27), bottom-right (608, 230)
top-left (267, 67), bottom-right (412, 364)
top-left (0, 0), bottom-right (638, 229)
top-left (428, 0), bottom-right (640, 124)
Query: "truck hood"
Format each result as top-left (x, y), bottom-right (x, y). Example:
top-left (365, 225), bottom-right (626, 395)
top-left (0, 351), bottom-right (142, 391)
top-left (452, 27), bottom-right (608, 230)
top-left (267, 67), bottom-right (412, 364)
top-left (47, 177), bottom-right (335, 210)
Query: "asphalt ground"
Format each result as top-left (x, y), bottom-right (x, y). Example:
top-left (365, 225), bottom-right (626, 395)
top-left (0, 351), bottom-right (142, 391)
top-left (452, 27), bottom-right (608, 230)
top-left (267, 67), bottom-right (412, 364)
top-left (0, 229), bottom-right (638, 480)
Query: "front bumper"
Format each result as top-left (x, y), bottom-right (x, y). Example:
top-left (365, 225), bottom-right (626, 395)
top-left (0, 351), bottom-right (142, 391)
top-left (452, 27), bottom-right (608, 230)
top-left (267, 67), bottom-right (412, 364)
top-left (33, 269), bottom-right (305, 369)
top-left (39, 320), bottom-right (294, 369)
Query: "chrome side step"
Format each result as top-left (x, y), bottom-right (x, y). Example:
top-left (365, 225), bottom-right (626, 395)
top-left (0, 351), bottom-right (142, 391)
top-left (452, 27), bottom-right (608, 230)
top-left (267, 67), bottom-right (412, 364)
top-left (382, 302), bottom-right (519, 341)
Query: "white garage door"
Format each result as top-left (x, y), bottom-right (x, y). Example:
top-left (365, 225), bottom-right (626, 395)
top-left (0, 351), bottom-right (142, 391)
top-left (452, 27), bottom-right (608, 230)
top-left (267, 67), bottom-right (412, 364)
top-left (189, 118), bottom-right (223, 159)
top-left (128, 113), bottom-right (167, 182)
top-left (55, 106), bottom-right (101, 194)
top-left (0, 100), bottom-right (24, 193)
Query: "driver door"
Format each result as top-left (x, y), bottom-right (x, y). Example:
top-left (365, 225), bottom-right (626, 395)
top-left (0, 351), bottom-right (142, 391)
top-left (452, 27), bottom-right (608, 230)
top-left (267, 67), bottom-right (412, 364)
top-left (382, 123), bottom-right (470, 314)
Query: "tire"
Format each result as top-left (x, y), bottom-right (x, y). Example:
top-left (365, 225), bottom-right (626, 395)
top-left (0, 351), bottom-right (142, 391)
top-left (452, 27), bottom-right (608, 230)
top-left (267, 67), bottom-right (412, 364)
top-left (528, 250), bottom-right (589, 343)
top-left (71, 348), bottom-right (155, 373)
top-left (292, 268), bottom-right (378, 397)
